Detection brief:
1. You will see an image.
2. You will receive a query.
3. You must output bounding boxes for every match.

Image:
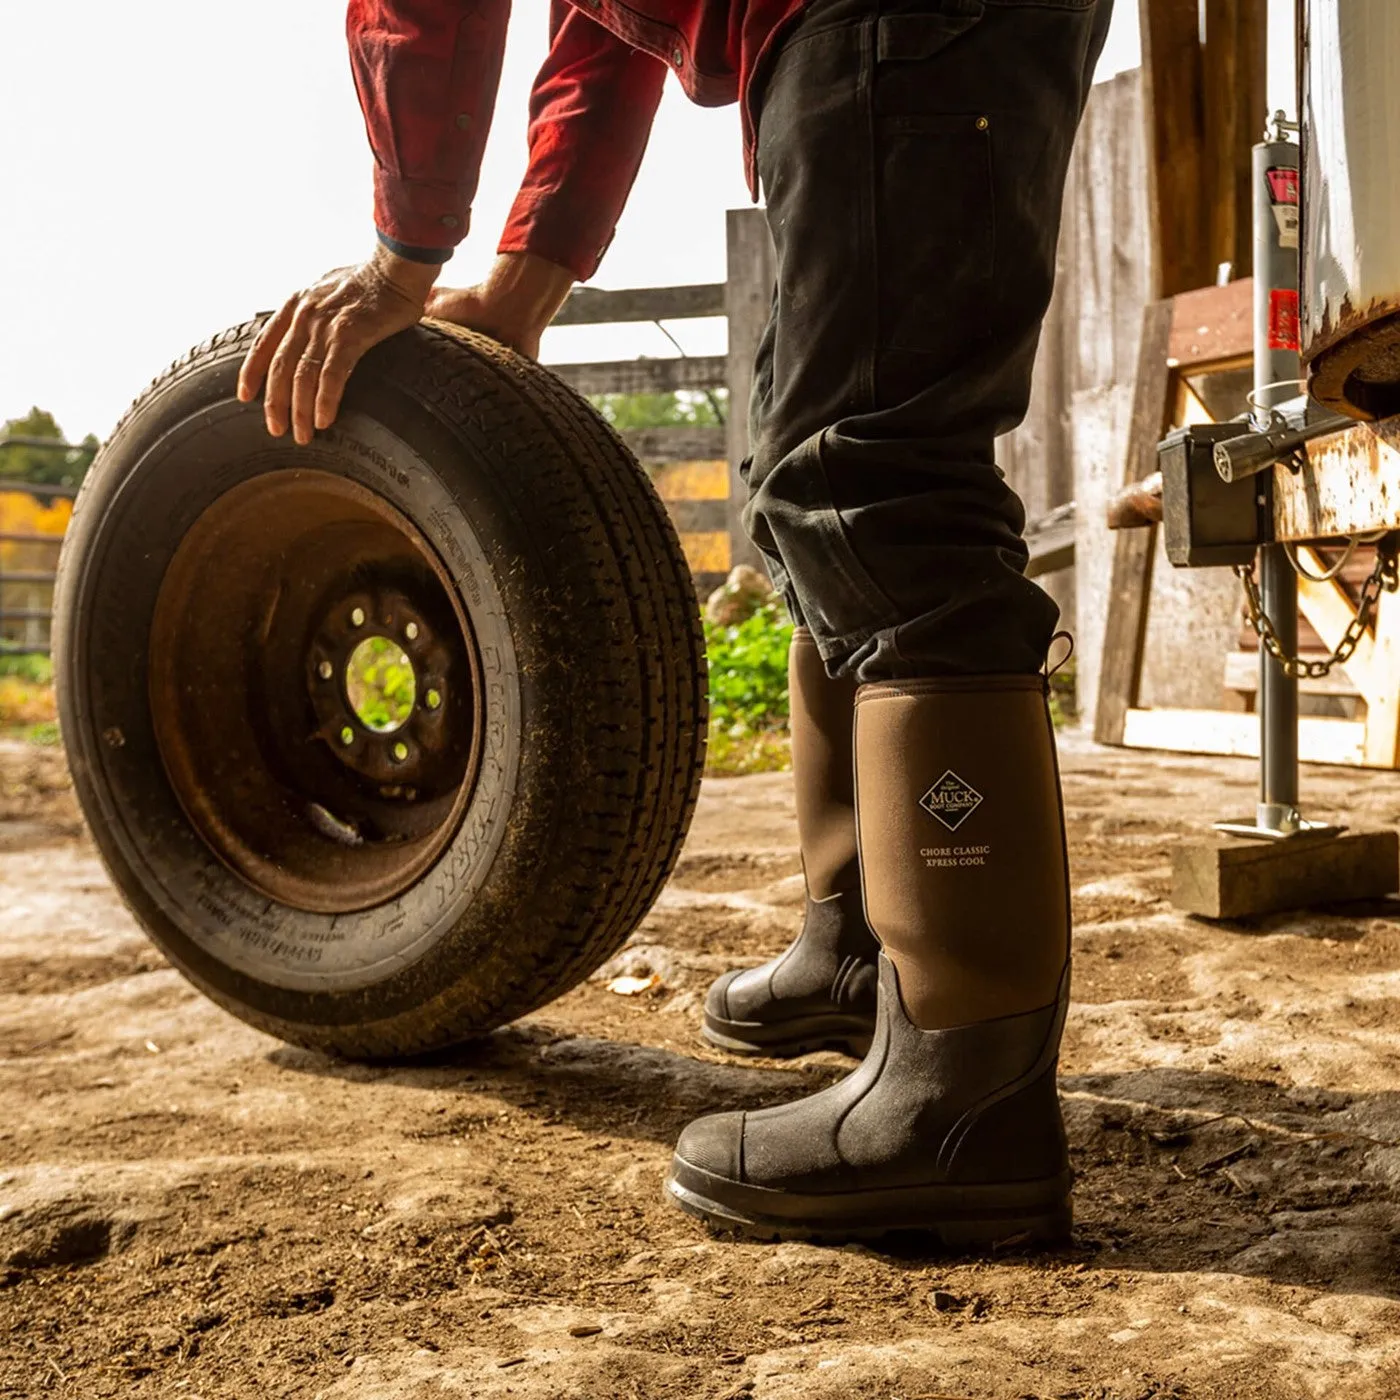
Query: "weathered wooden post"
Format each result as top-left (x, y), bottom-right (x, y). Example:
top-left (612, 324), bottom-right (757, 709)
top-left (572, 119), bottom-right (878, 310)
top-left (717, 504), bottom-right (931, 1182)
top-left (724, 208), bottom-right (776, 574)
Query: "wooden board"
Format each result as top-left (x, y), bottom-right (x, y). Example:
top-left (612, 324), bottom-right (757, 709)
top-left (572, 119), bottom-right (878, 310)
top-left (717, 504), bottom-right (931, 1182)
top-left (1094, 298), bottom-right (1176, 744)
top-left (1168, 279), bottom-right (1254, 372)
top-left (553, 283), bottom-right (725, 327)
top-left (1172, 830), bottom-right (1399, 919)
top-left (1201, 0), bottom-right (1267, 281)
top-left (1139, 0), bottom-right (1211, 298)
top-left (1222, 650), bottom-right (1361, 700)
top-left (1121, 706), bottom-right (1367, 766)
top-left (550, 356), bottom-right (727, 396)
top-left (622, 426), bottom-right (726, 463)
top-left (724, 209), bottom-right (776, 572)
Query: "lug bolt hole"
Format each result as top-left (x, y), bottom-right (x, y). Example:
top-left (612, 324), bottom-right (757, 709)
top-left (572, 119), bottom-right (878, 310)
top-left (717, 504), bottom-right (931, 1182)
top-left (339, 725), bottom-right (355, 747)
top-left (425, 688), bottom-right (442, 711)
top-left (391, 741), bottom-right (409, 763)
top-left (350, 606), bottom-right (366, 628)
top-left (405, 621), bottom-right (420, 641)
top-left (317, 660), bottom-right (334, 681)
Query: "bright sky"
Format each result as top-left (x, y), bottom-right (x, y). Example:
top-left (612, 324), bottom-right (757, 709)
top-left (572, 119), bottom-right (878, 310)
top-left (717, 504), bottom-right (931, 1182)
top-left (1, 1), bottom-right (1296, 443)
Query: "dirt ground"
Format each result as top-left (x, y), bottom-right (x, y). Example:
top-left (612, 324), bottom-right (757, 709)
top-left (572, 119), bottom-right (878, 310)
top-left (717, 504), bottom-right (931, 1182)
top-left (2, 733), bottom-right (1400, 1400)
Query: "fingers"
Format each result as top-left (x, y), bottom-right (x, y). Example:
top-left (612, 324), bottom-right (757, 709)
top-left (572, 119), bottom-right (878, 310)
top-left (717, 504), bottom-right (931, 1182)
top-left (314, 331), bottom-right (358, 433)
top-left (263, 302), bottom-right (316, 440)
top-left (291, 321), bottom-right (330, 446)
top-left (239, 258), bottom-right (433, 443)
top-left (237, 299), bottom-right (295, 406)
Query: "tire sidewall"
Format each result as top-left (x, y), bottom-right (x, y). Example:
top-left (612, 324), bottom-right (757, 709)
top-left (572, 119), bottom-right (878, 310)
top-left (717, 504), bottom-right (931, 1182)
top-left (55, 331), bottom-right (579, 1045)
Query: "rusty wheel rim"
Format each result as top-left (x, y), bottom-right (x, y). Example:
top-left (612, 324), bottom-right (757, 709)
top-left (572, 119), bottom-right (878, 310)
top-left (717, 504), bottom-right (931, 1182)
top-left (148, 469), bottom-right (481, 914)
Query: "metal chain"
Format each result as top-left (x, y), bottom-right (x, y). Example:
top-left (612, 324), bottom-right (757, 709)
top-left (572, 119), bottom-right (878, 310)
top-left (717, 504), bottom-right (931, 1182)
top-left (1234, 538), bottom-right (1400, 679)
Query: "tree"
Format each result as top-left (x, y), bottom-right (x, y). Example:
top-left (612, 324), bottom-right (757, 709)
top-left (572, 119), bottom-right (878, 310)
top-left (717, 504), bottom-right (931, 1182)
top-left (589, 389), bottom-right (727, 431)
top-left (0, 408), bottom-right (98, 488)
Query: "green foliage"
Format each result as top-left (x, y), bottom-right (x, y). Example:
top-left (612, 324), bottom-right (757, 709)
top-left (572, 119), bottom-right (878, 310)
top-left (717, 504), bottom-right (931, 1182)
top-left (0, 408), bottom-right (97, 488)
top-left (0, 652), bottom-right (53, 684)
top-left (704, 599), bottom-right (793, 738)
top-left (345, 637), bottom-right (417, 733)
top-left (705, 723), bottom-right (791, 776)
top-left (21, 720), bottom-right (60, 747)
top-left (590, 389), bottom-right (727, 431)
top-left (1048, 657), bottom-right (1077, 730)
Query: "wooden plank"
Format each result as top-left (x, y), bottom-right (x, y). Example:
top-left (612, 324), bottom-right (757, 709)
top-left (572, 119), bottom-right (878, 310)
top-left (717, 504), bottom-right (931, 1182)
top-left (553, 283), bottom-right (725, 327)
top-left (1294, 547), bottom-right (1379, 696)
top-left (1095, 298), bottom-right (1177, 744)
top-left (1167, 279), bottom-right (1254, 371)
top-left (665, 499), bottom-right (728, 534)
top-left (1358, 569), bottom-right (1400, 769)
top-left (650, 459), bottom-right (729, 501)
top-left (1024, 504), bottom-right (1076, 579)
top-left (1139, 0), bottom-right (1211, 298)
top-left (549, 355), bottom-right (728, 396)
top-left (1222, 649), bottom-right (1361, 699)
top-left (725, 208), bottom-right (776, 573)
top-left (1172, 830), bottom-right (1399, 919)
top-left (1121, 706), bottom-right (1367, 766)
top-left (679, 530), bottom-right (730, 575)
top-left (621, 426), bottom-right (726, 463)
top-left (1201, 0), bottom-right (1267, 281)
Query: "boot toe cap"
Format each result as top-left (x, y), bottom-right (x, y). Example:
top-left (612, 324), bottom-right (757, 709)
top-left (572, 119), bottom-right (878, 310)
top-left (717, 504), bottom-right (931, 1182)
top-left (704, 969), bottom-right (743, 1022)
top-left (672, 1110), bottom-right (746, 1184)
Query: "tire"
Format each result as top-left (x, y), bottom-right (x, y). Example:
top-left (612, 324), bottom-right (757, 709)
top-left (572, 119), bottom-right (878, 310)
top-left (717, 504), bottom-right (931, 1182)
top-left (52, 319), bottom-right (707, 1058)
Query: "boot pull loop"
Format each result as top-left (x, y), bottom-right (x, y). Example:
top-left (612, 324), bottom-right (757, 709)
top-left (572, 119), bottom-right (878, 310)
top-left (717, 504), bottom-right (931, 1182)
top-left (1045, 632), bottom-right (1075, 680)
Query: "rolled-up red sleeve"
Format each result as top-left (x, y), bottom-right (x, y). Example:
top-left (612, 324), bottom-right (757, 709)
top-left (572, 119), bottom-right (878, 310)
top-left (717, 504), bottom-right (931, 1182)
top-left (499, 0), bottom-right (666, 282)
top-left (347, 0), bottom-right (511, 258)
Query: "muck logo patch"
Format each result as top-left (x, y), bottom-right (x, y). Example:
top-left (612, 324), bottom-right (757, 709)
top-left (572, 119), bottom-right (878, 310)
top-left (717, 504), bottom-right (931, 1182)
top-left (919, 770), bottom-right (983, 831)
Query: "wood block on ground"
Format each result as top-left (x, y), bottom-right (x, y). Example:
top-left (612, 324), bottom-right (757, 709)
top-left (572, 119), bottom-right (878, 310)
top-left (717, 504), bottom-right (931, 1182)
top-left (1172, 830), bottom-right (1400, 919)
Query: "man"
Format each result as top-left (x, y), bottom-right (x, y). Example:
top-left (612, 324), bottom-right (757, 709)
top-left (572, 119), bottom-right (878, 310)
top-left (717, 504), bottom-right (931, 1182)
top-left (241, 0), bottom-right (1112, 1243)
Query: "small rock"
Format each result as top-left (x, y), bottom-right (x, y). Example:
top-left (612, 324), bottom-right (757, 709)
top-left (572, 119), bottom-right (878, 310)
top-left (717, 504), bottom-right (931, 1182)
top-left (568, 1324), bottom-right (602, 1338)
top-left (931, 1289), bottom-right (966, 1313)
top-left (146, 1325), bottom-right (182, 1353)
top-left (704, 565), bottom-right (775, 626)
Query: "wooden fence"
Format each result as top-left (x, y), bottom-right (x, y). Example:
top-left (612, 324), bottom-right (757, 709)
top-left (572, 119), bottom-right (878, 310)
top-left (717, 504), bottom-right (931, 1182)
top-left (0, 482), bottom-right (75, 655)
top-left (545, 206), bottom-right (774, 600)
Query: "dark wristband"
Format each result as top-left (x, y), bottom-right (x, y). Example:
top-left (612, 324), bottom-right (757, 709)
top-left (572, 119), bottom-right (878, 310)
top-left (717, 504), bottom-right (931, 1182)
top-left (376, 231), bottom-right (454, 265)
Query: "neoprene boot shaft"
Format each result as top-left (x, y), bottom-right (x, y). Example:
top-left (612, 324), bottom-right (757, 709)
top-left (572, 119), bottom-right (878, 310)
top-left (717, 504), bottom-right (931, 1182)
top-left (855, 676), bottom-right (1069, 1029)
top-left (702, 628), bottom-right (879, 1057)
top-left (790, 627), bottom-right (859, 898)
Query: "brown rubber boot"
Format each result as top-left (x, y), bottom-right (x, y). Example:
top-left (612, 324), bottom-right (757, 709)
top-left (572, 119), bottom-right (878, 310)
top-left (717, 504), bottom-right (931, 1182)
top-left (668, 675), bottom-right (1072, 1244)
top-left (703, 628), bottom-right (879, 1057)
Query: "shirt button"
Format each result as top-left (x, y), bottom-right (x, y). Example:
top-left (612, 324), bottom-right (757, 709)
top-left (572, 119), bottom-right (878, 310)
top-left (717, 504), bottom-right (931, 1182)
top-left (456, 112), bottom-right (472, 130)
top-left (440, 215), bottom-right (459, 229)
top-left (671, 46), bottom-right (683, 65)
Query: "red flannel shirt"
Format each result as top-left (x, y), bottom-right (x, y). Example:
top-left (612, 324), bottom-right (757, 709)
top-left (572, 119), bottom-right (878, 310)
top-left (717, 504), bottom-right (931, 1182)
top-left (346, 0), bottom-right (803, 281)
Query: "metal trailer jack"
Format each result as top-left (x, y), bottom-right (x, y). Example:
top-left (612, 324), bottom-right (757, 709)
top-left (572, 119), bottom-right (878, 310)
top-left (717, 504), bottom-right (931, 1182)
top-left (1164, 113), bottom-right (1400, 919)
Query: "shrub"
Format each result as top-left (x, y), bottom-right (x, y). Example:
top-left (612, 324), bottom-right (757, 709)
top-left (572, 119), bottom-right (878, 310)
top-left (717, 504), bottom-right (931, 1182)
top-left (704, 600), bottom-right (793, 774)
top-left (0, 653), bottom-right (53, 685)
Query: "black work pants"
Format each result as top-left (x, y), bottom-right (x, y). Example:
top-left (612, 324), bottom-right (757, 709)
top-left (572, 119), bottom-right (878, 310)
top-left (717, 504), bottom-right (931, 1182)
top-left (741, 0), bottom-right (1113, 680)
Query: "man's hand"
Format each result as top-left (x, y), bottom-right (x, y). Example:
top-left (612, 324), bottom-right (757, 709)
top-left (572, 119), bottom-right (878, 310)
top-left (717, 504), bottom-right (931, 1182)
top-left (238, 245), bottom-right (441, 444)
top-left (426, 252), bottom-right (576, 361)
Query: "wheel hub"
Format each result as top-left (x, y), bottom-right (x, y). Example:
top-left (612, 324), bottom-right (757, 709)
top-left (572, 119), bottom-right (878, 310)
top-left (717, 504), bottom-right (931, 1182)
top-left (148, 469), bottom-right (481, 914)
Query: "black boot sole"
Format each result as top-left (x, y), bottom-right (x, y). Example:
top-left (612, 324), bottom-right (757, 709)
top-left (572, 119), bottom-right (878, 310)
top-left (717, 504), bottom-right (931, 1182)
top-left (701, 1009), bottom-right (875, 1059)
top-left (665, 1158), bottom-right (1073, 1248)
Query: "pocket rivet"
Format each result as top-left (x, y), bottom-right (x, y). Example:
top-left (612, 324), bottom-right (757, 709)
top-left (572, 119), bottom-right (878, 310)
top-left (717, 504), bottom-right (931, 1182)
top-left (976, 116), bottom-right (990, 131)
